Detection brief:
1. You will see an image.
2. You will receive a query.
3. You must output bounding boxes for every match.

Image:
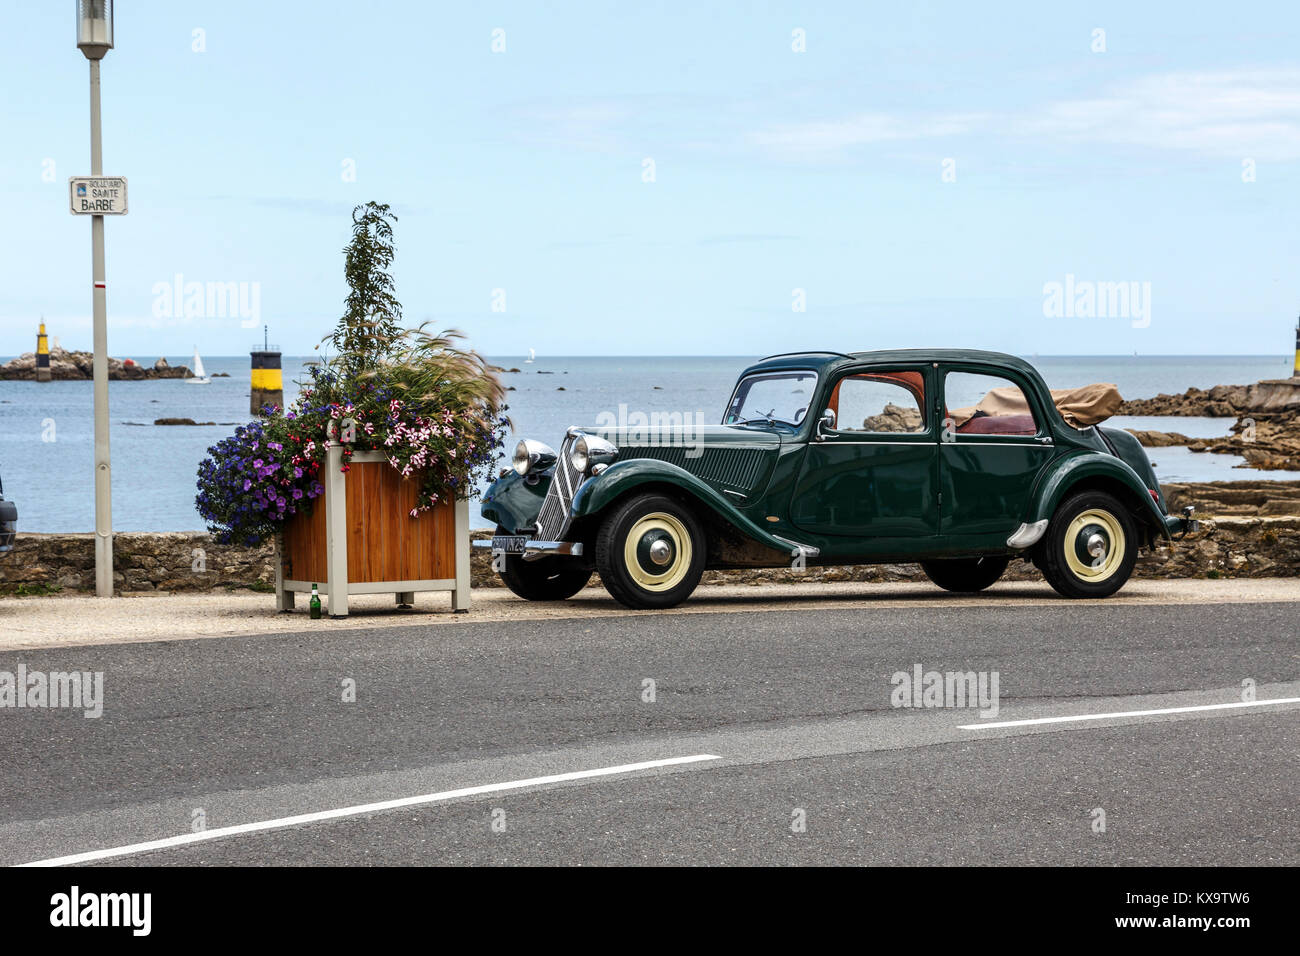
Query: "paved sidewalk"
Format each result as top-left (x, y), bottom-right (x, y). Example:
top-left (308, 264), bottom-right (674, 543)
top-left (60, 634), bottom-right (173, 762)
top-left (0, 578), bottom-right (1296, 651)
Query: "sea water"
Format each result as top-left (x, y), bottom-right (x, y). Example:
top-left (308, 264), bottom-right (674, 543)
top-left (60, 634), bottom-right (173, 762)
top-left (0, 354), bottom-right (1292, 533)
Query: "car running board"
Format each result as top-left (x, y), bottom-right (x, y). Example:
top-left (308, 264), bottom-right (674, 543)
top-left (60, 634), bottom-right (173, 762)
top-left (772, 535), bottom-right (821, 558)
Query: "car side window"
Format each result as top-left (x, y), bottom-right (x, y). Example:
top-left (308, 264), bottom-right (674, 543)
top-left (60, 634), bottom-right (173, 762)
top-left (829, 371), bottom-right (926, 434)
top-left (944, 372), bottom-right (1039, 437)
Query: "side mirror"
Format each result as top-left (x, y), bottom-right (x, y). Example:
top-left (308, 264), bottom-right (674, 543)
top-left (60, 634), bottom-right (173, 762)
top-left (816, 408), bottom-right (836, 439)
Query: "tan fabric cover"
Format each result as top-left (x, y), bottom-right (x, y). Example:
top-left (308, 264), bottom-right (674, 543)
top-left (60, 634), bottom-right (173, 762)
top-left (951, 383), bottom-right (1123, 429)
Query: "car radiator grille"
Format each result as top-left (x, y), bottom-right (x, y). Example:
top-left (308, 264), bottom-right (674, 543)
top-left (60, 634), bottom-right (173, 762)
top-left (614, 445), bottom-right (769, 493)
top-left (534, 435), bottom-right (584, 540)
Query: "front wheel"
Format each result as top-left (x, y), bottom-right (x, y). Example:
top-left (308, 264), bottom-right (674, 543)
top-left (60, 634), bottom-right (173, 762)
top-left (594, 493), bottom-right (706, 609)
top-left (920, 556), bottom-right (1009, 593)
top-left (1037, 491), bottom-right (1138, 599)
top-left (497, 529), bottom-right (592, 601)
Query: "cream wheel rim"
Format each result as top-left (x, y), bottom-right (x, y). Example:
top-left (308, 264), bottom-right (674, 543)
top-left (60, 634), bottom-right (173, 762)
top-left (624, 513), bottom-right (692, 592)
top-left (1063, 509), bottom-right (1126, 581)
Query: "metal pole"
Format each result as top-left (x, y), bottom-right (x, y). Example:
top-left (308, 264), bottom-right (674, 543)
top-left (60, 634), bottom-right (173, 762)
top-left (89, 57), bottom-right (113, 598)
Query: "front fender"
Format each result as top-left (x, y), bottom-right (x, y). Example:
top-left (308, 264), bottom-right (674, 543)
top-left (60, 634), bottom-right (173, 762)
top-left (1032, 451), bottom-right (1171, 540)
top-left (481, 469), bottom-right (550, 534)
top-left (571, 458), bottom-right (792, 552)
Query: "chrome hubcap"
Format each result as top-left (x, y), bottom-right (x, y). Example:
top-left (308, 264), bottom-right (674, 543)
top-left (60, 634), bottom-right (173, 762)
top-left (624, 513), bottom-right (693, 592)
top-left (1065, 509), bottom-right (1126, 581)
top-left (1086, 532), bottom-right (1108, 563)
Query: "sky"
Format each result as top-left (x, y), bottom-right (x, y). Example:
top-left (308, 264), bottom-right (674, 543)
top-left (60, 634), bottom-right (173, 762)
top-left (1, 1), bottom-right (1298, 359)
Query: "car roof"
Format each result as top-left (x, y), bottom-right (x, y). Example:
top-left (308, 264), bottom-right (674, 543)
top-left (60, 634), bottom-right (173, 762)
top-left (745, 349), bottom-right (1043, 379)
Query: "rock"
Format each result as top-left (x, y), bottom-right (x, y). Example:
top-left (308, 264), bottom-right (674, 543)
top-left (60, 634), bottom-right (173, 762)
top-left (1125, 411), bottom-right (1300, 473)
top-left (154, 418), bottom-right (216, 426)
top-left (1247, 378), bottom-right (1300, 411)
top-left (1126, 429), bottom-right (1193, 447)
top-left (1119, 379), bottom-right (1300, 416)
top-left (0, 347), bottom-right (193, 381)
top-left (863, 403), bottom-right (923, 433)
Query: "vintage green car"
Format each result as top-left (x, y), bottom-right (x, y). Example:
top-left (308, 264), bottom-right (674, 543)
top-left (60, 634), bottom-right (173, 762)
top-left (478, 350), bottom-right (1197, 609)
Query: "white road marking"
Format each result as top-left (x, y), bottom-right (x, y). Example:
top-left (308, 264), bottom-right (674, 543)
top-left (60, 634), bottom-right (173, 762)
top-left (17, 754), bottom-right (722, 867)
top-left (958, 697), bottom-right (1300, 731)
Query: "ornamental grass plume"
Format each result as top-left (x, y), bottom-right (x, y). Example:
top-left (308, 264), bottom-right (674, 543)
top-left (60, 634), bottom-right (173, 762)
top-left (196, 202), bottom-right (509, 546)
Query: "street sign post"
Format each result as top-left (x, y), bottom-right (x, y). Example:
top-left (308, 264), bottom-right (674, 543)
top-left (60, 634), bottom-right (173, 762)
top-left (76, 2), bottom-right (119, 599)
top-left (69, 176), bottom-right (127, 215)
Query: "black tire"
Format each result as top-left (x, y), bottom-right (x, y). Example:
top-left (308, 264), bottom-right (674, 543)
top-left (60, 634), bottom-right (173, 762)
top-left (595, 493), bottom-right (706, 609)
top-left (920, 556), bottom-right (1010, 593)
top-left (496, 528), bottom-right (591, 601)
top-left (1037, 491), bottom-right (1138, 599)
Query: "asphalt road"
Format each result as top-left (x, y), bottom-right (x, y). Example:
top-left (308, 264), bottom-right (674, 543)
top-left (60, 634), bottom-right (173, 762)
top-left (1, 598), bottom-right (1297, 866)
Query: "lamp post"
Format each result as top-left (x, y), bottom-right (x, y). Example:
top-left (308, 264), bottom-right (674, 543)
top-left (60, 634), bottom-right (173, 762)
top-left (77, 1), bottom-right (114, 597)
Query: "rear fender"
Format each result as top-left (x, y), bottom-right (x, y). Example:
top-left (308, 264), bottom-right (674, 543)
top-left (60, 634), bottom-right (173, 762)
top-left (1032, 451), bottom-right (1170, 541)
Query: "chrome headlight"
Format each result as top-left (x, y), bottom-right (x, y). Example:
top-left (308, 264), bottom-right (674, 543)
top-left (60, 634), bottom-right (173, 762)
top-left (513, 439), bottom-right (557, 476)
top-left (569, 434), bottom-right (618, 475)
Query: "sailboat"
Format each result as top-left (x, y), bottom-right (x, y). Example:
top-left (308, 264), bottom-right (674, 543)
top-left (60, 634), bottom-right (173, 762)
top-left (186, 346), bottom-right (211, 385)
top-left (525, 348), bottom-right (536, 364)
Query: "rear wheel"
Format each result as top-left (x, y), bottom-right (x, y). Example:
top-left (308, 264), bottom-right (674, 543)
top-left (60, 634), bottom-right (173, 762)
top-left (595, 493), bottom-right (705, 609)
top-left (1037, 491), bottom-right (1138, 599)
top-left (920, 556), bottom-right (1009, 593)
top-left (496, 528), bottom-right (591, 601)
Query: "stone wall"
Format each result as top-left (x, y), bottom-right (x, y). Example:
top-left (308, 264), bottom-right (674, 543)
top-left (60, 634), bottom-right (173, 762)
top-left (469, 518), bottom-right (1300, 587)
top-left (3, 510), bottom-right (1296, 595)
top-left (0, 533), bottom-right (275, 594)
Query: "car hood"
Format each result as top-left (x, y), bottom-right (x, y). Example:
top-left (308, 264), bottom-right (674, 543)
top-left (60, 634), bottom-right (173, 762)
top-left (580, 424), bottom-right (785, 498)
top-left (581, 423), bottom-right (786, 450)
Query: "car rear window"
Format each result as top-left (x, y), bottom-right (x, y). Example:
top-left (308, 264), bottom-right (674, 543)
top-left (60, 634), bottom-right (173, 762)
top-left (944, 372), bottom-right (1038, 437)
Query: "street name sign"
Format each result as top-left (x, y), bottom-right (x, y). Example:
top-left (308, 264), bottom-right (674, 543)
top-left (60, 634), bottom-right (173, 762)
top-left (69, 177), bottom-right (128, 215)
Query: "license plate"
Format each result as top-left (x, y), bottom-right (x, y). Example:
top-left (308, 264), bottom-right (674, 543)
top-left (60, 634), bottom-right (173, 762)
top-left (491, 535), bottom-right (528, 554)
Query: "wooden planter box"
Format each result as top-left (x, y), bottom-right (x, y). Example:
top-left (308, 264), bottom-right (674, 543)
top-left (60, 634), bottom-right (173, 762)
top-left (275, 445), bottom-right (470, 617)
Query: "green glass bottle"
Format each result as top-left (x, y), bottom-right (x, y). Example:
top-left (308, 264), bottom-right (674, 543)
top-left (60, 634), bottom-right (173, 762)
top-left (309, 583), bottom-right (322, 619)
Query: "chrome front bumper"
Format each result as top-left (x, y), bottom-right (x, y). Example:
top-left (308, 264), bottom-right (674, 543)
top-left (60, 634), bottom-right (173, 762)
top-left (474, 538), bottom-right (584, 558)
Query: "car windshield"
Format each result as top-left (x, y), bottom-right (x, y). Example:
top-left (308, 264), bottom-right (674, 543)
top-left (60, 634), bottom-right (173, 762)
top-left (723, 371), bottom-right (818, 427)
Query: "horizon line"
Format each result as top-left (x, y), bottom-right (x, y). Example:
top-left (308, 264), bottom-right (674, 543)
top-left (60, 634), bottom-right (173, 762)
top-left (0, 352), bottom-right (1292, 360)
